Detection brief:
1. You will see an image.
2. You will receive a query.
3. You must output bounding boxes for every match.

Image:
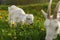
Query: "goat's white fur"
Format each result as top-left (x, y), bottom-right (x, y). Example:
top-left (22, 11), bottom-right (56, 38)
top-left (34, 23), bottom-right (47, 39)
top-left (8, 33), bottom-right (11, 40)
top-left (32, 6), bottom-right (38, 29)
top-left (8, 5), bottom-right (34, 26)
top-left (41, 0), bottom-right (60, 40)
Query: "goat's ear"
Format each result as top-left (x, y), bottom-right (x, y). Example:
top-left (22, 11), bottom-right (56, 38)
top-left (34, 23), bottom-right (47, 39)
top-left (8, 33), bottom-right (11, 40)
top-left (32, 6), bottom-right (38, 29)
top-left (47, 0), bottom-right (52, 19)
top-left (41, 10), bottom-right (47, 18)
top-left (53, 1), bottom-right (60, 19)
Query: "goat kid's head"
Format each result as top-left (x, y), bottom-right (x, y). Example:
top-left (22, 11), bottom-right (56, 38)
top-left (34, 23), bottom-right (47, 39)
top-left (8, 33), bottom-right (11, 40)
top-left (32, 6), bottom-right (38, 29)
top-left (41, 0), bottom-right (60, 39)
top-left (26, 14), bottom-right (34, 25)
top-left (8, 5), bottom-right (17, 11)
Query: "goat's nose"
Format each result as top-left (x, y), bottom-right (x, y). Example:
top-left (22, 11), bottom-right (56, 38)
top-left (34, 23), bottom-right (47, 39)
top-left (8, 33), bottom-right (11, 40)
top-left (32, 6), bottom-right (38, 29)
top-left (30, 23), bottom-right (33, 25)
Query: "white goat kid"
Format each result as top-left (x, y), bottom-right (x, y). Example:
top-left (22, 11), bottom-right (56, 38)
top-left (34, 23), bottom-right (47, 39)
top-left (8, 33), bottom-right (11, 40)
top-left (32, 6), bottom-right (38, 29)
top-left (8, 5), bottom-right (34, 26)
top-left (41, 0), bottom-right (60, 40)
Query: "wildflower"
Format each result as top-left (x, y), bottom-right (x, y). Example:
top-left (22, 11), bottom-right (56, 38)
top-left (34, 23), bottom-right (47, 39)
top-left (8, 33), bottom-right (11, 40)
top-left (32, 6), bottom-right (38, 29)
top-left (11, 21), bottom-right (15, 25)
top-left (8, 33), bottom-right (12, 36)
top-left (41, 28), bottom-right (45, 31)
top-left (0, 16), bottom-right (2, 19)
top-left (10, 21), bottom-right (15, 28)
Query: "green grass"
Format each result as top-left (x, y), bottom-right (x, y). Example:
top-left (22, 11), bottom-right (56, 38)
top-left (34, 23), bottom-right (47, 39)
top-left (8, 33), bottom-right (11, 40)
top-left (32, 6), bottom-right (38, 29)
top-left (0, 3), bottom-right (60, 40)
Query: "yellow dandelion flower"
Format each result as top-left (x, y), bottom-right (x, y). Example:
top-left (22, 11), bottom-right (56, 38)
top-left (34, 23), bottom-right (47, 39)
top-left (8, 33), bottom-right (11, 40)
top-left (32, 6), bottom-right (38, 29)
top-left (10, 21), bottom-right (16, 28)
top-left (41, 28), bottom-right (45, 31)
top-left (0, 16), bottom-right (2, 19)
top-left (11, 21), bottom-right (15, 25)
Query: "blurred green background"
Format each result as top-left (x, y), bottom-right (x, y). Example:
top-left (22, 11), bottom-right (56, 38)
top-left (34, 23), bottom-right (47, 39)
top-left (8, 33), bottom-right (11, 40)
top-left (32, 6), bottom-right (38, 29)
top-left (0, 0), bottom-right (60, 40)
top-left (0, 0), bottom-right (59, 5)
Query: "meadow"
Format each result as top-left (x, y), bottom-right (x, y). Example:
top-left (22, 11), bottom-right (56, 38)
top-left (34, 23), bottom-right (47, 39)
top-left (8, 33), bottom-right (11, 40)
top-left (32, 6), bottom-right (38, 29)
top-left (0, 3), bottom-right (60, 40)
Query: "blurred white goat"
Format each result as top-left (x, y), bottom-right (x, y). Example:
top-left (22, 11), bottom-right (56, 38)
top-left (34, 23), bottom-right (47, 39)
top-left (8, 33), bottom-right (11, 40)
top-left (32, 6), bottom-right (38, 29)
top-left (8, 5), bottom-right (34, 26)
top-left (41, 0), bottom-right (60, 40)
